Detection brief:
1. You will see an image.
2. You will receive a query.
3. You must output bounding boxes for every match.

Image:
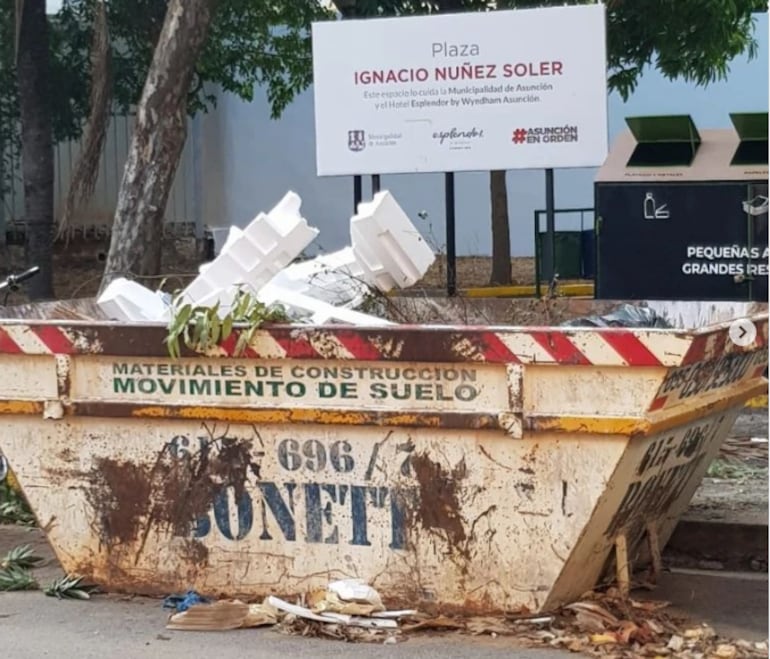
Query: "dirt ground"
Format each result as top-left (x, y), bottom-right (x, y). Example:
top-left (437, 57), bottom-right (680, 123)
top-left (688, 410), bottom-right (769, 526)
top-left (1, 237), bottom-right (203, 303)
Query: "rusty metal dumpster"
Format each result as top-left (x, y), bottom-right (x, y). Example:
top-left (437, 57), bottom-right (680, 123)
top-left (0, 316), bottom-right (767, 614)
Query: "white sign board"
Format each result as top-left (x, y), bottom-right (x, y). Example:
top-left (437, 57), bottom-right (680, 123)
top-left (312, 5), bottom-right (608, 176)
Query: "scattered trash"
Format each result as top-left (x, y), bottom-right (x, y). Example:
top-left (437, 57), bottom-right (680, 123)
top-left (166, 599), bottom-right (279, 631)
top-left (153, 582), bottom-right (768, 658)
top-left (162, 590), bottom-right (211, 612)
top-left (307, 578), bottom-right (387, 616)
top-left (162, 580), bottom-right (412, 636)
top-left (719, 436), bottom-right (768, 465)
top-left (401, 616), bottom-right (465, 632)
top-left (242, 602), bottom-right (280, 628)
top-left (561, 303), bottom-right (672, 329)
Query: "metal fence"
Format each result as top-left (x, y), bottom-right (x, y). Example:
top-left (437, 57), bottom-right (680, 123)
top-left (0, 112), bottom-right (200, 241)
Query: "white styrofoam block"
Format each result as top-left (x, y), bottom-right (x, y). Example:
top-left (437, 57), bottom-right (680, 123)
top-left (193, 285), bottom-right (239, 315)
top-left (227, 234), bottom-right (269, 270)
top-left (263, 191), bottom-right (305, 236)
top-left (222, 226), bottom-right (243, 253)
top-left (97, 277), bottom-right (170, 323)
top-left (258, 284), bottom-right (393, 327)
top-left (350, 191), bottom-right (434, 290)
top-left (182, 191), bottom-right (318, 308)
top-left (208, 226), bottom-right (242, 257)
top-left (265, 247), bottom-right (371, 308)
top-left (196, 252), bottom-right (249, 291)
top-left (242, 213), bottom-right (279, 252)
top-left (183, 277), bottom-right (217, 302)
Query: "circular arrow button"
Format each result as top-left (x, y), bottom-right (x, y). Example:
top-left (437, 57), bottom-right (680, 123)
top-left (729, 319), bottom-right (757, 347)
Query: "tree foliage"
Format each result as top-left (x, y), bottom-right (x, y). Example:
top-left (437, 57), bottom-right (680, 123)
top-left (340, 0), bottom-right (765, 100)
top-left (1, 0), bottom-right (761, 201)
top-left (0, 0), bottom-right (331, 198)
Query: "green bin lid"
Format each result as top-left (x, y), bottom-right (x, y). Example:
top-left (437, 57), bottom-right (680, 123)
top-left (729, 112), bottom-right (768, 166)
top-left (624, 115), bottom-right (701, 167)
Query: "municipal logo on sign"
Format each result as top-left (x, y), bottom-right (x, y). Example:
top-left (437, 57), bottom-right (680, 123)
top-left (348, 130), bottom-right (366, 152)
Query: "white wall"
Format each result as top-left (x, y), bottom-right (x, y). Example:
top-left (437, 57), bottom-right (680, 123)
top-left (201, 14), bottom-right (768, 257)
top-left (2, 114), bottom-right (197, 231)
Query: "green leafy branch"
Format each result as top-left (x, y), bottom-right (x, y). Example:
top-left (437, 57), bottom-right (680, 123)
top-left (165, 287), bottom-right (288, 359)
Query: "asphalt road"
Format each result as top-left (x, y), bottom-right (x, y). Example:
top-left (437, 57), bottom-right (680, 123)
top-left (1, 572), bottom-right (766, 659)
top-left (1, 591), bottom-right (568, 659)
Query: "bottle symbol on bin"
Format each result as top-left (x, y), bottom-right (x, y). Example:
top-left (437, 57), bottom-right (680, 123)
top-left (643, 192), bottom-right (669, 220)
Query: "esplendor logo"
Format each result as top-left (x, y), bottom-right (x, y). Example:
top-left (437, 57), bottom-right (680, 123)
top-left (432, 127), bottom-right (485, 145)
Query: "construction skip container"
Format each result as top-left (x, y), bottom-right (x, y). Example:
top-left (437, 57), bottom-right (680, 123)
top-left (0, 316), bottom-right (767, 614)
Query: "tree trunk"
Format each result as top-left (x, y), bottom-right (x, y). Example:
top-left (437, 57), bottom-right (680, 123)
top-left (489, 169), bottom-right (511, 285)
top-left (100, 0), bottom-right (219, 291)
top-left (17, 0), bottom-right (54, 300)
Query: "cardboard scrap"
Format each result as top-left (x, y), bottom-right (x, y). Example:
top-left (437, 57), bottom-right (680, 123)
top-left (166, 600), bottom-right (249, 631)
top-left (166, 599), bottom-right (278, 631)
top-left (308, 589), bottom-right (379, 616)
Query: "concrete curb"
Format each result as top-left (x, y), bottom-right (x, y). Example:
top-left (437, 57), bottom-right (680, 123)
top-left (665, 518), bottom-right (768, 573)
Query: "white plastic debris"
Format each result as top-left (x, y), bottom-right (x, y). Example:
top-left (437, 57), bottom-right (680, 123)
top-left (257, 284), bottom-right (394, 326)
top-left (261, 191), bottom-right (435, 320)
top-left (266, 596), bottom-right (398, 629)
top-left (328, 579), bottom-right (385, 608)
top-left (96, 190), bottom-right (433, 327)
top-left (97, 277), bottom-right (170, 322)
top-left (181, 191), bottom-right (319, 309)
top-left (350, 191), bottom-right (435, 291)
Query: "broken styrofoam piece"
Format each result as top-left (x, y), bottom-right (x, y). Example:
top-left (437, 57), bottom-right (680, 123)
top-left (372, 610), bottom-right (418, 619)
top-left (96, 277), bottom-right (170, 323)
top-left (328, 579), bottom-right (385, 609)
top-left (180, 191), bottom-right (318, 307)
top-left (266, 596), bottom-right (398, 629)
top-left (207, 225), bottom-right (243, 258)
top-left (264, 247), bottom-right (370, 309)
top-left (257, 283), bottom-right (394, 326)
top-left (259, 192), bottom-right (435, 317)
top-left (350, 191), bottom-right (435, 292)
top-left (96, 190), bottom-right (430, 327)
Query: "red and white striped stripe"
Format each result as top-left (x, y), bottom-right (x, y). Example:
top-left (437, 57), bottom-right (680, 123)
top-left (683, 317), bottom-right (769, 365)
top-left (0, 325), bottom-right (75, 354)
top-left (492, 329), bottom-right (689, 367)
top-left (0, 319), bottom-right (766, 367)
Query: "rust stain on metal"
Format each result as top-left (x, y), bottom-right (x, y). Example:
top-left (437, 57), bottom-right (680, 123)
top-left (70, 401), bottom-right (501, 431)
top-left (506, 364), bottom-right (523, 411)
top-left (57, 447), bottom-right (76, 462)
top-left (305, 330), bottom-right (346, 359)
top-left (0, 400), bottom-right (43, 415)
top-left (85, 430), bottom-right (257, 565)
top-left (410, 453), bottom-right (468, 554)
top-left (55, 355), bottom-right (71, 399)
top-left (375, 330), bottom-right (465, 363)
top-left (89, 459), bottom-right (153, 544)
